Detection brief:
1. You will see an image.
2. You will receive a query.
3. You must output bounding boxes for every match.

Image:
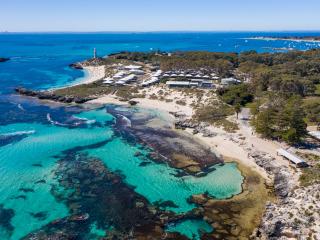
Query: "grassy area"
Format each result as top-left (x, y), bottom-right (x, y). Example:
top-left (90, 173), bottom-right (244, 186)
top-left (300, 164), bottom-right (320, 187)
top-left (53, 81), bottom-right (142, 101)
top-left (297, 152), bottom-right (320, 187)
top-left (315, 84), bottom-right (320, 96)
top-left (214, 119), bottom-right (239, 133)
top-left (53, 80), bottom-right (114, 98)
top-left (302, 96), bottom-right (320, 125)
top-left (194, 100), bottom-right (238, 132)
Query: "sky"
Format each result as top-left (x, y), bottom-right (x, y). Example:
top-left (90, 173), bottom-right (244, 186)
top-left (1, 0), bottom-right (320, 32)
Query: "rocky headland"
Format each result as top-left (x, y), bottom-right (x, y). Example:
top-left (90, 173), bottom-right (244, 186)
top-left (15, 87), bottom-right (95, 104)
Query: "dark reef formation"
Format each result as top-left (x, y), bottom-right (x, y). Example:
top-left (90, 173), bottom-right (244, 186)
top-left (0, 57), bottom-right (10, 63)
top-left (69, 63), bottom-right (83, 69)
top-left (22, 143), bottom-right (202, 239)
top-left (15, 87), bottom-right (95, 104)
top-left (0, 204), bottom-right (15, 237)
top-left (107, 106), bottom-right (223, 176)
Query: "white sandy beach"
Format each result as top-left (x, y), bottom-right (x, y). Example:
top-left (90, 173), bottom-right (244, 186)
top-left (88, 86), bottom-right (286, 182)
top-left (77, 66), bottom-right (105, 85)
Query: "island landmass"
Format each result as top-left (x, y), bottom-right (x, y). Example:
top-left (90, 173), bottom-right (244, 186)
top-left (15, 49), bottom-right (320, 239)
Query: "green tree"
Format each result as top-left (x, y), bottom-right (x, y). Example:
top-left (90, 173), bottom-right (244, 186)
top-left (234, 103), bottom-right (242, 119)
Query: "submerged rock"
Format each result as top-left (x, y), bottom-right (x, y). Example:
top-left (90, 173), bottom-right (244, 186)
top-left (69, 63), bottom-right (83, 69)
top-left (0, 57), bottom-right (9, 63)
top-left (18, 187), bottom-right (34, 193)
top-left (23, 150), bottom-right (189, 239)
top-left (0, 204), bottom-right (15, 235)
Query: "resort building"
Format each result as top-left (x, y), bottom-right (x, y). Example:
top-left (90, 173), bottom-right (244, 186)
top-left (141, 77), bottom-right (160, 87)
top-left (200, 80), bottom-right (214, 88)
top-left (166, 81), bottom-right (191, 88)
top-left (309, 131), bottom-right (320, 141)
top-left (116, 74), bottom-right (137, 84)
top-left (124, 65), bottom-right (142, 70)
top-left (103, 77), bottom-right (114, 84)
top-left (166, 80), bottom-right (214, 88)
top-left (113, 71), bottom-right (127, 79)
top-left (221, 77), bottom-right (242, 85)
top-left (129, 69), bottom-right (145, 75)
top-left (277, 148), bottom-right (308, 168)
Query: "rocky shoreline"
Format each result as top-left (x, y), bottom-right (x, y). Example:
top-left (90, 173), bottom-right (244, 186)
top-left (170, 113), bottom-right (320, 239)
top-left (15, 87), bottom-right (95, 104)
top-left (14, 78), bottom-right (316, 239)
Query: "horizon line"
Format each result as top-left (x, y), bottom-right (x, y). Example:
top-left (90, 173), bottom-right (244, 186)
top-left (1, 30), bottom-right (320, 34)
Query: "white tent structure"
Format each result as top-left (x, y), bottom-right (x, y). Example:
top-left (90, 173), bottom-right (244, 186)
top-left (277, 148), bottom-right (308, 167)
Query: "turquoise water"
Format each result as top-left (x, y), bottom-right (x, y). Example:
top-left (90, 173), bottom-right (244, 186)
top-left (0, 111), bottom-right (114, 239)
top-left (0, 108), bottom-right (242, 239)
top-left (166, 219), bottom-right (214, 240)
top-left (2, 32), bottom-right (317, 238)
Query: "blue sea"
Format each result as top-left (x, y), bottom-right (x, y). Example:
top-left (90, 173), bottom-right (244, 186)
top-left (0, 32), bottom-right (320, 239)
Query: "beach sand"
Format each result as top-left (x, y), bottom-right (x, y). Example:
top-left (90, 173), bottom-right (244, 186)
top-left (78, 66), bottom-right (105, 85)
top-left (89, 89), bottom-right (279, 182)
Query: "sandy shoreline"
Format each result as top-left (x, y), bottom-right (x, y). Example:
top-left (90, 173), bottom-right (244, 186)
top-left (88, 91), bottom-right (280, 182)
top-left (75, 66), bottom-right (105, 86)
top-left (48, 65), bottom-right (105, 91)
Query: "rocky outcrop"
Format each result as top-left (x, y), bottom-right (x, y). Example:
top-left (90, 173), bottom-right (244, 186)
top-left (248, 150), bottom-right (320, 239)
top-left (70, 58), bottom-right (106, 70)
top-left (0, 57), bottom-right (9, 63)
top-left (255, 184), bottom-right (320, 239)
top-left (69, 63), bottom-right (83, 69)
top-left (174, 117), bottom-right (217, 137)
top-left (15, 88), bottom-right (95, 104)
top-left (128, 100), bottom-right (139, 106)
top-left (249, 151), bottom-right (295, 198)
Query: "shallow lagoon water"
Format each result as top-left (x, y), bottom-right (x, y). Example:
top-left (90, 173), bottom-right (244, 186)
top-left (166, 219), bottom-right (214, 240)
top-left (0, 108), bottom-right (242, 239)
top-left (1, 32), bottom-right (318, 239)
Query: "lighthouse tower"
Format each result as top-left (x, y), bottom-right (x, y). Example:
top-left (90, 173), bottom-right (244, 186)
top-left (93, 48), bottom-right (97, 59)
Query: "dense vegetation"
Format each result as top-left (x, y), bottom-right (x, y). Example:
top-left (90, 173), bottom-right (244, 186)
top-left (297, 153), bottom-right (320, 186)
top-left (107, 50), bottom-right (320, 144)
top-left (213, 50), bottom-right (320, 144)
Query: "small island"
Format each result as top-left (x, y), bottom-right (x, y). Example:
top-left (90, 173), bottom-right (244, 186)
top-left (251, 36), bottom-right (320, 42)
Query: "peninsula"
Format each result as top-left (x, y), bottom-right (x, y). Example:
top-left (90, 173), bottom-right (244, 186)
top-left (16, 50), bottom-right (320, 239)
top-left (250, 36), bottom-right (320, 42)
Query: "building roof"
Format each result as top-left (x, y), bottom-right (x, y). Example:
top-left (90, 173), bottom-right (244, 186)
top-left (201, 80), bottom-right (213, 84)
top-left (129, 69), bottom-right (144, 74)
top-left (113, 71), bottom-right (127, 79)
top-left (104, 80), bottom-right (114, 84)
top-left (141, 77), bottom-right (159, 86)
top-left (153, 70), bottom-right (163, 77)
top-left (189, 82), bottom-right (199, 87)
top-left (191, 79), bottom-right (204, 82)
top-left (166, 81), bottom-right (190, 86)
top-left (277, 148), bottom-right (307, 165)
top-left (221, 77), bottom-right (241, 85)
top-left (124, 65), bottom-right (142, 70)
top-left (120, 74), bottom-right (136, 82)
top-left (309, 131), bottom-right (320, 140)
top-left (103, 77), bottom-right (114, 84)
top-left (115, 80), bottom-right (126, 85)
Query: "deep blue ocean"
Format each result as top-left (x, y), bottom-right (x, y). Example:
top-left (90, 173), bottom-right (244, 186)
top-left (0, 32), bottom-right (320, 239)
